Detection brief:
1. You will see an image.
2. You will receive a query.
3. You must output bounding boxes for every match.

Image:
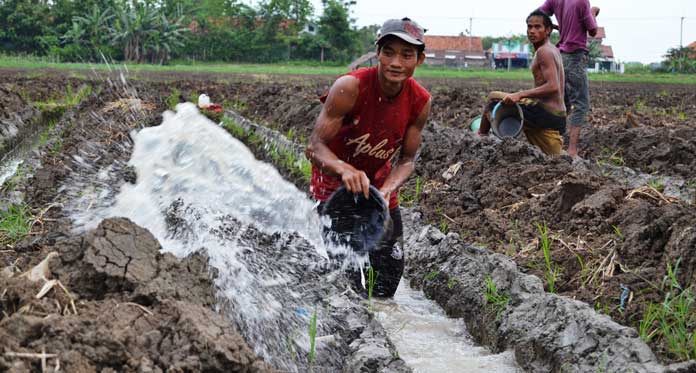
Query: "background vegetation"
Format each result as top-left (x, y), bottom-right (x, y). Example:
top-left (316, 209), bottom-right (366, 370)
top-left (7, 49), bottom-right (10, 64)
top-left (0, 0), bottom-right (376, 64)
top-left (1, 0), bottom-right (694, 72)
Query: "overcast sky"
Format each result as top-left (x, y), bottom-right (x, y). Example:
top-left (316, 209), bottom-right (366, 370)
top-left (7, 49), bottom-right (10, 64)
top-left (309, 0), bottom-right (695, 63)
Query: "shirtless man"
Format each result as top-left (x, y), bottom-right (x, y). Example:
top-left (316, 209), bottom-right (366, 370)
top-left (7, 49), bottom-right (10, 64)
top-left (478, 9), bottom-right (567, 155)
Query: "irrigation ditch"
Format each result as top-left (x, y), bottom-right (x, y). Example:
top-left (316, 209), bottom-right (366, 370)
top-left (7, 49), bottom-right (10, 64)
top-left (0, 70), bottom-right (695, 372)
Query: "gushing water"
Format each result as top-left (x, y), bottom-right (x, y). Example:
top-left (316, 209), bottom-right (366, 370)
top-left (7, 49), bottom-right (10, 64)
top-left (69, 102), bottom-right (519, 371)
top-left (71, 103), bottom-right (347, 370)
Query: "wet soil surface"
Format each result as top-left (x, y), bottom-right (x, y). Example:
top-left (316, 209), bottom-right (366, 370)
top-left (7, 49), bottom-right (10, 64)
top-left (1, 68), bottom-right (695, 368)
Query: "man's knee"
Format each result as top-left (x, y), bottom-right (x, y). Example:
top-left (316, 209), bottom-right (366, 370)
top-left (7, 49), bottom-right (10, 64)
top-left (568, 110), bottom-right (588, 127)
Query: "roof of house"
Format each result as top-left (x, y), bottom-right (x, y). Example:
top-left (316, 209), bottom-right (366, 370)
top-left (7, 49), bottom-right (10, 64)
top-left (424, 35), bottom-right (483, 52)
top-left (589, 27), bottom-right (606, 40)
top-left (688, 41), bottom-right (696, 50)
top-left (600, 45), bottom-right (614, 59)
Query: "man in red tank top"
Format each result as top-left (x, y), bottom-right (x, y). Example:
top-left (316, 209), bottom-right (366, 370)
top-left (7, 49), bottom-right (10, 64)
top-left (306, 17), bottom-right (432, 297)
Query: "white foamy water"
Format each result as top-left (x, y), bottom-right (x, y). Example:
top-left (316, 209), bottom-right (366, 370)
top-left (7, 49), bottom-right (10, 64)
top-left (105, 103), bottom-right (324, 250)
top-left (0, 158), bottom-right (23, 186)
top-left (71, 103), bottom-right (335, 370)
top-left (69, 102), bottom-right (518, 371)
top-left (375, 280), bottom-right (520, 373)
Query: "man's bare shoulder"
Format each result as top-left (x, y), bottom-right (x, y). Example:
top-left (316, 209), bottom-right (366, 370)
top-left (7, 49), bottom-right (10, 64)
top-left (330, 75), bottom-right (359, 95)
top-left (536, 43), bottom-right (561, 59)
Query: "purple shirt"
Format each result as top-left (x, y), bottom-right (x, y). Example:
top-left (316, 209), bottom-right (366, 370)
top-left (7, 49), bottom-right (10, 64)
top-left (539, 0), bottom-right (598, 53)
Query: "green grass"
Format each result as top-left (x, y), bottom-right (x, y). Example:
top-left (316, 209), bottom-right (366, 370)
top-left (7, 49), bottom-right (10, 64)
top-left (221, 116), bottom-right (312, 183)
top-left (167, 88), bottom-right (181, 110)
top-left (484, 275), bottom-right (510, 320)
top-left (597, 148), bottom-right (625, 167)
top-left (3, 55), bottom-right (696, 84)
top-left (398, 176), bottom-right (423, 207)
top-left (308, 306), bottom-right (318, 366)
top-left (648, 177), bottom-right (665, 192)
top-left (367, 266), bottom-right (377, 302)
top-left (639, 258), bottom-right (696, 360)
top-left (536, 222), bottom-right (559, 293)
top-left (0, 204), bottom-right (34, 246)
top-left (447, 276), bottom-right (458, 289)
top-left (439, 219), bottom-right (449, 234)
top-left (424, 270), bottom-right (439, 281)
top-left (64, 84), bottom-right (92, 106)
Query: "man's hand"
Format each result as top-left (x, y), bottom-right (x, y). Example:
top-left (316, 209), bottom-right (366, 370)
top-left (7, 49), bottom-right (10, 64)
top-left (591, 6), bottom-right (600, 17)
top-left (502, 93), bottom-right (522, 105)
top-left (340, 163), bottom-right (370, 198)
top-left (377, 187), bottom-right (391, 202)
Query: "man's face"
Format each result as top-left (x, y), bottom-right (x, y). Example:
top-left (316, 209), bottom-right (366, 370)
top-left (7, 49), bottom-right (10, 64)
top-left (527, 16), bottom-right (549, 44)
top-left (377, 37), bottom-right (424, 84)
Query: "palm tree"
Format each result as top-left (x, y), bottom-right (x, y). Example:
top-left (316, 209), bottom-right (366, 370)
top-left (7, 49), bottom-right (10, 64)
top-left (64, 4), bottom-right (114, 60)
top-left (143, 14), bottom-right (188, 64)
top-left (109, 2), bottom-right (159, 63)
top-left (109, 2), bottom-right (188, 64)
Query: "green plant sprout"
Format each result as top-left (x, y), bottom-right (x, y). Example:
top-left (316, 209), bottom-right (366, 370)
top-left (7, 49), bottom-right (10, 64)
top-left (309, 306), bottom-right (318, 366)
top-left (536, 222), bottom-right (558, 293)
top-left (484, 276), bottom-right (510, 320)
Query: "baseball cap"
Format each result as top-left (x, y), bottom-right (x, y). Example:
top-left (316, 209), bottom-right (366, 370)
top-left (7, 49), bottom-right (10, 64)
top-left (376, 17), bottom-right (426, 47)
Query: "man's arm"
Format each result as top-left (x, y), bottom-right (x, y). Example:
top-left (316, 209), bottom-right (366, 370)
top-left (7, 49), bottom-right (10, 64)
top-left (538, 0), bottom-right (555, 16)
top-left (379, 99), bottom-right (431, 201)
top-left (503, 48), bottom-right (560, 104)
top-left (584, 1), bottom-right (599, 36)
top-left (305, 75), bottom-right (372, 198)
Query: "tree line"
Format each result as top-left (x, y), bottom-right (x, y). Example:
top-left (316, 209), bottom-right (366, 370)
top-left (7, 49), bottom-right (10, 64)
top-left (0, 0), bottom-right (378, 64)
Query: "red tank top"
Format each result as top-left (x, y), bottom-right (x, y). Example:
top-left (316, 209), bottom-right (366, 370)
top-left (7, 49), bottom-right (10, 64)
top-left (310, 66), bottom-right (430, 208)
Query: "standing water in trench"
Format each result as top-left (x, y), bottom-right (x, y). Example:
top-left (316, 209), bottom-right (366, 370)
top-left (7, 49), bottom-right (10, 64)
top-left (70, 102), bottom-right (517, 371)
top-left (375, 279), bottom-right (519, 372)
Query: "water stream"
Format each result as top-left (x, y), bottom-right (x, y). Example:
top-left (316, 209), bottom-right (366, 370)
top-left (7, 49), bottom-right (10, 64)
top-left (375, 280), bottom-right (520, 372)
top-left (68, 103), bottom-right (518, 371)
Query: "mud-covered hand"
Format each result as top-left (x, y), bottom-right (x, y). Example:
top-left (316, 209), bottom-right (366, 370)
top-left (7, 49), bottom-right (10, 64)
top-left (502, 93), bottom-right (522, 105)
top-left (340, 163), bottom-right (370, 198)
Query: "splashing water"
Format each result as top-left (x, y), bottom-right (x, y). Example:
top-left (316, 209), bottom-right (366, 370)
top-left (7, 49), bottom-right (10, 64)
top-left (71, 103), bottom-right (360, 370)
top-left (69, 101), bottom-right (519, 371)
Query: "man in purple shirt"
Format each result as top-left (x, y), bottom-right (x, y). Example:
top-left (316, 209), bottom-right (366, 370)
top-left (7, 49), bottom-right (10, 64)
top-left (539, 0), bottom-right (600, 157)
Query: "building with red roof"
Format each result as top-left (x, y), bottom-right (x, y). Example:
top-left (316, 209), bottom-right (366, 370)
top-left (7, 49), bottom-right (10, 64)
top-left (587, 27), bottom-right (621, 72)
top-left (422, 35), bottom-right (488, 68)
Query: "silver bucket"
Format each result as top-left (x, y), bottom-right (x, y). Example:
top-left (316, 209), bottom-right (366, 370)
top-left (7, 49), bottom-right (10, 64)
top-left (491, 102), bottom-right (524, 139)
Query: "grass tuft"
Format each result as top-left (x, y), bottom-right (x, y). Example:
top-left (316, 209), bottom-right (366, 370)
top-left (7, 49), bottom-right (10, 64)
top-left (0, 204), bottom-right (34, 246)
top-left (484, 276), bottom-right (510, 320)
top-left (639, 258), bottom-right (696, 360)
top-left (308, 306), bottom-right (318, 366)
top-left (536, 222), bottom-right (558, 293)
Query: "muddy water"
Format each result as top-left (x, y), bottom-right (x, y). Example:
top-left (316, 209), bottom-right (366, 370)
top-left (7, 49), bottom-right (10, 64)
top-left (71, 103), bottom-right (518, 371)
top-left (0, 125), bottom-right (47, 185)
top-left (376, 279), bottom-right (520, 373)
top-left (0, 158), bottom-right (22, 185)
